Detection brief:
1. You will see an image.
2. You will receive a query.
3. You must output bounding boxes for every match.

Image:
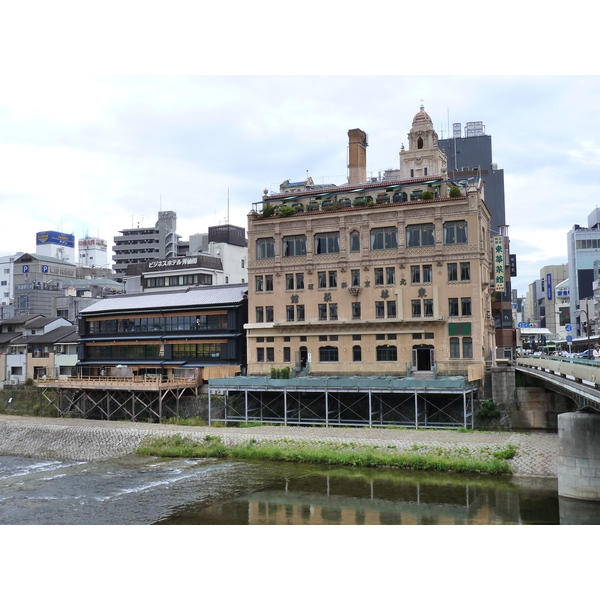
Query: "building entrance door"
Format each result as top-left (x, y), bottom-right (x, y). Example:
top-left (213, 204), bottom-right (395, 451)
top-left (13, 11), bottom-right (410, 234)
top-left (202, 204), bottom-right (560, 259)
top-left (412, 345), bottom-right (434, 371)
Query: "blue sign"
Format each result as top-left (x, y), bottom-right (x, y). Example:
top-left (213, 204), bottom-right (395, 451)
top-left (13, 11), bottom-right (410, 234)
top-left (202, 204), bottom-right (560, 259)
top-left (565, 324), bottom-right (572, 332)
top-left (22, 265), bottom-right (28, 273)
top-left (547, 273), bottom-right (552, 301)
top-left (42, 265), bottom-right (49, 273)
top-left (566, 335), bottom-right (573, 342)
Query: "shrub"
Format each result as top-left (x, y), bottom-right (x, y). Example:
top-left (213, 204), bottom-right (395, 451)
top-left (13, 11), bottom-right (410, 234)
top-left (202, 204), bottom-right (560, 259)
top-left (449, 186), bottom-right (462, 198)
top-left (276, 206), bottom-right (296, 217)
top-left (422, 191), bottom-right (434, 200)
top-left (259, 204), bottom-right (277, 218)
top-left (478, 399), bottom-right (501, 420)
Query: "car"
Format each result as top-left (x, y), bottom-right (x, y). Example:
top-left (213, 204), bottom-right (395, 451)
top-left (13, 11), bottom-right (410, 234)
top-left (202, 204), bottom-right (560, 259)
top-left (576, 348), bottom-right (595, 359)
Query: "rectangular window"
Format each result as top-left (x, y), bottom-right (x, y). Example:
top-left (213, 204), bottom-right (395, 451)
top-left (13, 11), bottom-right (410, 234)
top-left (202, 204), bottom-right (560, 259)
top-left (328, 271), bottom-right (337, 288)
top-left (319, 346), bottom-right (339, 362)
top-left (444, 221), bottom-right (468, 245)
top-left (377, 345), bottom-right (397, 361)
top-left (256, 306), bottom-right (264, 322)
top-left (255, 276), bottom-right (264, 292)
top-left (449, 298), bottom-right (459, 317)
top-left (411, 300), bottom-right (421, 318)
top-left (406, 224), bottom-right (435, 247)
top-left (256, 237), bottom-right (275, 259)
top-left (387, 301), bottom-right (397, 318)
top-left (448, 263), bottom-right (458, 282)
top-left (370, 227), bottom-right (398, 250)
top-left (283, 347), bottom-right (291, 362)
top-left (351, 269), bottom-right (360, 287)
top-left (352, 302), bottom-right (361, 319)
top-left (386, 267), bottom-right (395, 285)
top-left (296, 273), bottom-right (304, 289)
top-left (411, 265), bottom-right (420, 284)
top-left (283, 235), bottom-right (307, 257)
top-left (463, 337), bottom-right (473, 358)
top-left (318, 271), bottom-right (327, 288)
top-left (286, 306), bottom-right (295, 321)
top-left (460, 262), bottom-right (471, 281)
top-left (319, 304), bottom-right (327, 320)
top-left (375, 301), bottom-right (385, 319)
top-left (329, 303), bottom-right (338, 321)
top-left (314, 232), bottom-right (340, 254)
top-left (353, 345), bottom-right (362, 361)
top-left (266, 347), bottom-right (275, 362)
top-left (424, 299), bottom-right (434, 317)
top-left (266, 306), bottom-right (274, 322)
top-left (422, 265), bottom-right (432, 283)
top-left (374, 268), bottom-right (384, 285)
top-left (296, 305), bottom-right (305, 321)
top-left (286, 273), bottom-right (294, 290)
top-left (257, 348), bottom-right (265, 362)
top-left (352, 334), bottom-right (361, 341)
top-left (450, 337), bottom-right (460, 359)
top-left (265, 275), bottom-right (274, 291)
top-left (350, 231), bottom-right (360, 252)
top-left (461, 298), bottom-right (472, 316)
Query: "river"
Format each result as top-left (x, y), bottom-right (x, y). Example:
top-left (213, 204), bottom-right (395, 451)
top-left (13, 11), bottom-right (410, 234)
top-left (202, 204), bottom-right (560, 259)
top-left (2, 453), bottom-right (599, 525)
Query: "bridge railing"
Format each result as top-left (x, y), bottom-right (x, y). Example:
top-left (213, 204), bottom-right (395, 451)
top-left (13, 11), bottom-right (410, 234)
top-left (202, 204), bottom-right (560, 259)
top-left (516, 356), bottom-right (600, 388)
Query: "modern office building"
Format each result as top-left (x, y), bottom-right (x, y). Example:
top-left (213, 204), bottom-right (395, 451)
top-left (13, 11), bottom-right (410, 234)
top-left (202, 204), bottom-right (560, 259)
top-left (567, 208), bottom-right (600, 337)
top-left (12, 253), bottom-right (123, 320)
top-left (112, 211), bottom-right (179, 279)
top-left (0, 253), bottom-right (23, 308)
top-left (122, 224), bottom-right (248, 293)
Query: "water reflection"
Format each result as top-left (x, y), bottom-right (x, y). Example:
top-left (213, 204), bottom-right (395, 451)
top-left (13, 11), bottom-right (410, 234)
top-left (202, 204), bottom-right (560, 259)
top-left (157, 467), bottom-right (565, 525)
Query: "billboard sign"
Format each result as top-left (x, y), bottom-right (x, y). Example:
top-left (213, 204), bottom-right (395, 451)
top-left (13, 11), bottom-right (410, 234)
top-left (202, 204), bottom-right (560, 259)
top-left (493, 236), bottom-right (505, 292)
top-left (36, 231), bottom-right (75, 248)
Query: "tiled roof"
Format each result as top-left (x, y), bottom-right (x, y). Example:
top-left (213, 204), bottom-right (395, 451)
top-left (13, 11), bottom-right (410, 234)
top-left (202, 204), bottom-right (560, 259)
top-left (80, 284), bottom-right (248, 315)
top-left (27, 326), bottom-right (79, 344)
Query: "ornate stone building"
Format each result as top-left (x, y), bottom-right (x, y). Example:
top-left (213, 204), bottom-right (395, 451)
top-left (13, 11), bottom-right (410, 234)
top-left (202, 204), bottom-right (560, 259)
top-left (245, 107), bottom-right (495, 382)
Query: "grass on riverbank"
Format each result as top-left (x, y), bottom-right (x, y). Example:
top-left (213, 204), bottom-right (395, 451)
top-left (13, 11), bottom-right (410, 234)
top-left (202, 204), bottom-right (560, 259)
top-left (136, 434), bottom-right (515, 475)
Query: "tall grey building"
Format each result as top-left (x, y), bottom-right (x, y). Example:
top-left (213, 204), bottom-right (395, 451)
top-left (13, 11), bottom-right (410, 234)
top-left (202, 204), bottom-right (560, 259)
top-left (437, 122), bottom-right (506, 234)
top-left (566, 208), bottom-right (600, 337)
top-left (112, 211), bottom-right (179, 279)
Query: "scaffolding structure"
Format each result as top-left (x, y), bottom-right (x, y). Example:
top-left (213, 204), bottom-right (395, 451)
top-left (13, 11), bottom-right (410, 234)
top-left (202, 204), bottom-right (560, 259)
top-left (38, 377), bottom-right (200, 422)
top-left (208, 376), bottom-right (476, 429)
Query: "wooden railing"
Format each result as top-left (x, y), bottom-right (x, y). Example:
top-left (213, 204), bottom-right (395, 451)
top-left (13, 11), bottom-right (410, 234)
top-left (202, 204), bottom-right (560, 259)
top-left (36, 376), bottom-right (200, 388)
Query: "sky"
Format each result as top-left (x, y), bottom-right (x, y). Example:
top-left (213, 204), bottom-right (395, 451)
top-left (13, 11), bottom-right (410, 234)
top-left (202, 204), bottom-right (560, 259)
top-left (1, 5), bottom-right (598, 301)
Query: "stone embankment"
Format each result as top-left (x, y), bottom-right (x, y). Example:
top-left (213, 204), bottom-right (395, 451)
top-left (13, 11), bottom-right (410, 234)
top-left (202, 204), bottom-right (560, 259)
top-left (0, 415), bottom-right (558, 477)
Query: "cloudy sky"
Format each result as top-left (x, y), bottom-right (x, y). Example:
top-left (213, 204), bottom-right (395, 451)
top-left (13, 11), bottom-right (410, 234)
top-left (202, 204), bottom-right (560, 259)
top-left (0, 6), bottom-right (596, 298)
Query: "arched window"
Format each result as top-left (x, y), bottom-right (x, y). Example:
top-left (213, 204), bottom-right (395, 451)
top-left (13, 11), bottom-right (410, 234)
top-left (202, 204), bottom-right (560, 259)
top-left (352, 345), bottom-right (362, 362)
top-left (349, 230), bottom-right (360, 252)
top-left (417, 137), bottom-right (424, 149)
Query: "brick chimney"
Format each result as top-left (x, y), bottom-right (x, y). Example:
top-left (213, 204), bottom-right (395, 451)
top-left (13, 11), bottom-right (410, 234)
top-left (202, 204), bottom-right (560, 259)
top-left (348, 128), bottom-right (368, 185)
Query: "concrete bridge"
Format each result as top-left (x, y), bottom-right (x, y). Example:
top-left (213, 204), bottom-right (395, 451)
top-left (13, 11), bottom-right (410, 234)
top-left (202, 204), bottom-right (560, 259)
top-left (514, 356), bottom-right (600, 502)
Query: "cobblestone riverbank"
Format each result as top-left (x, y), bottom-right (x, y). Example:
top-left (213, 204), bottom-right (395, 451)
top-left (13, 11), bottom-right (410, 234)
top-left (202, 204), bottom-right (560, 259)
top-left (0, 415), bottom-right (558, 477)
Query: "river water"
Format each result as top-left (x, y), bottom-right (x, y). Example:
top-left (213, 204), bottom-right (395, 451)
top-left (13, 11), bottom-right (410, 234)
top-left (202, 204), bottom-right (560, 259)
top-left (1, 453), bottom-right (599, 525)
